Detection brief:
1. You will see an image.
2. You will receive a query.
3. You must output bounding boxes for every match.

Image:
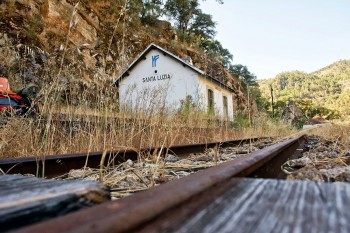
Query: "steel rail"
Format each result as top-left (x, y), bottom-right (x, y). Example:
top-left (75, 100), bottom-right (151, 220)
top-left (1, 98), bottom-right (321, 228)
top-left (13, 135), bottom-right (305, 233)
top-left (0, 137), bottom-right (262, 178)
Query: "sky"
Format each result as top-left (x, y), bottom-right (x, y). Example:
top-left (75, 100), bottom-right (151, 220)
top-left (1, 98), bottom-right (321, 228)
top-left (200, 0), bottom-right (350, 79)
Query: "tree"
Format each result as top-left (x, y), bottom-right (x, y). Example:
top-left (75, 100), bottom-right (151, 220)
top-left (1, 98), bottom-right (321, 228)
top-left (164, 0), bottom-right (200, 35)
top-left (163, 0), bottom-right (234, 69)
top-left (139, 0), bottom-right (164, 25)
top-left (164, 0), bottom-right (222, 38)
top-left (201, 39), bottom-right (232, 67)
top-left (249, 86), bottom-right (270, 111)
top-left (229, 64), bottom-right (257, 88)
top-left (188, 9), bottom-right (216, 39)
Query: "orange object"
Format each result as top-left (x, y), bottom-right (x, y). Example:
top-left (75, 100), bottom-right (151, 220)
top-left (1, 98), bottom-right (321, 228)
top-left (0, 77), bottom-right (16, 95)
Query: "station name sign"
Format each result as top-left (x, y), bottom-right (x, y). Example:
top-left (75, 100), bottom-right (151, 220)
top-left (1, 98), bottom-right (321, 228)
top-left (142, 74), bottom-right (171, 83)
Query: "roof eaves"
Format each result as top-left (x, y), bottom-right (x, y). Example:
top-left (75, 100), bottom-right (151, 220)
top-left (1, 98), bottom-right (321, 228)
top-left (112, 44), bottom-right (235, 94)
top-left (151, 44), bottom-right (204, 75)
top-left (112, 44), bottom-right (155, 85)
top-left (113, 44), bottom-right (205, 85)
top-left (205, 74), bottom-right (237, 94)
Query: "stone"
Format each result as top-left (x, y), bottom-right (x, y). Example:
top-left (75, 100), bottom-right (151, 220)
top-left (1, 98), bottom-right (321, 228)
top-left (205, 148), bottom-right (216, 157)
top-left (282, 100), bottom-right (303, 126)
top-left (68, 169), bottom-right (86, 178)
top-left (335, 167), bottom-right (350, 182)
top-left (166, 154), bottom-right (179, 162)
top-left (317, 146), bottom-right (328, 152)
top-left (193, 157), bottom-right (213, 162)
top-left (316, 153), bottom-right (326, 159)
top-left (286, 157), bottom-right (312, 167)
top-left (126, 159), bottom-right (134, 167)
top-left (318, 167), bottom-right (350, 182)
top-left (328, 151), bottom-right (338, 158)
top-left (319, 167), bottom-right (345, 182)
top-left (287, 166), bottom-right (324, 182)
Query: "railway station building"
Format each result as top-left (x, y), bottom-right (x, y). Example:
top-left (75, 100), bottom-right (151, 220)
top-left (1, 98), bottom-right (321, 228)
top-left (113, 44), bottom-right (236, 120)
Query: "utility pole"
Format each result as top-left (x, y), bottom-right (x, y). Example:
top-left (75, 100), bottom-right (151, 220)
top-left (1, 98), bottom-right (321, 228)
top-left (246, 84), bottom-right (252, 153)
top-left (247, 85), bottom-right (251, 127)
top-left (270, 84), bottom-right (274, 117)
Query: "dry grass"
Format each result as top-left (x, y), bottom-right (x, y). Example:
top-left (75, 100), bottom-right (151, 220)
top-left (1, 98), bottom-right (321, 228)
top-left (305, 124), bottom-right (350, 146)
top-left (0, 55), bottom-right (297, 158)
top-left (63, 137), bottom-right (283, 199)
top-left (0, 106), bottom-right (295, 158)
top-left (0, 3), bottom-right (297, 159)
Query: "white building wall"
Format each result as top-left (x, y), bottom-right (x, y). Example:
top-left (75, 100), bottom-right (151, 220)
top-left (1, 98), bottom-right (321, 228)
top-left (227, 94), bottom-right (234, 120)
top-left (214, 87), bottom-right (222, 113)
top-left (197, 77), bottom-right (234, 121)
top-left (118, 47), bottom-right (235, 120)
top-left (119, 49), bottom-right (200, 110)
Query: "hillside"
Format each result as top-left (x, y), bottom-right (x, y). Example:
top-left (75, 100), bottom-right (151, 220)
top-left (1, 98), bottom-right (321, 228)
top-left (259, 60), bottom-right (350, 119)
top-left (0, 0), bottom-right (253, 112)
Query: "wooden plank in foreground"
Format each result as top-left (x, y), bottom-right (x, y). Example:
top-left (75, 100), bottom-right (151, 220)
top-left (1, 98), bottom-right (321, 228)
top-left (0, 174), bottom-right (110, 232)
top-left (174, 178), bottom-right (350, 233)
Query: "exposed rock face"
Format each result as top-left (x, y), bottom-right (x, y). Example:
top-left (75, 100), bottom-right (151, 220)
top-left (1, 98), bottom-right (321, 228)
top-left (42, 0), bottom-right (98, 47)
top-left (0, 34), bottom-right (18, 68)
top-left (0, 0), bottom-right (111, 100)
top-left (0, 0), bottom-right (99, 49)
top-left (282, 100), bottom-right (304, 126)
top-left (0, 0), bottom-right (253, 112)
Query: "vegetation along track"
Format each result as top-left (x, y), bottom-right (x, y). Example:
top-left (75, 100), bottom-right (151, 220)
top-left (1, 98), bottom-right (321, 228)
top-left (0, 137), bottom-right (271, 178)
top-left (11, 135), bottom-right (305, 233)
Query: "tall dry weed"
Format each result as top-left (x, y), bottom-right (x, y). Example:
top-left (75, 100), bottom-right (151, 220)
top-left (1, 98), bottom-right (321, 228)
top-left (0, 2), bottom-right (296, 160)
top-left (306, 124), bottom-right (350, 146)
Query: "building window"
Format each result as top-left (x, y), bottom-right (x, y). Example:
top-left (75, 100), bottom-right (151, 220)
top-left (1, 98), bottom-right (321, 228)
top-left (208, 89), bottom-right (214, 113)
top-left (223, 95), bottom-right (228, 117)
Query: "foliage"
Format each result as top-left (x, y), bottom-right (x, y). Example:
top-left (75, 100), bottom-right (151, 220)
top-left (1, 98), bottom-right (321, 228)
top-left (188, 9), bottom-right (216, 39)
top-left (117, 0), bottom-right (234, 72)
top-left (233, 112), bottom-right (250, 128)
top-left (178, 95), bottom-right (197, 115)
top-left (163, 0), bottom-right (222, 40)
top-left (229, 64), bottom-right (257, 89)
top-left (162, 0), bottom-right (238, 75)
top-left (249, 86), bottom-right (270, 112)
top-left (259, 60), bottom-right (350, 119)
top-left (139, 0), bottom-right (164, 25)
top-left (164, 0), bottom-right (200, 35)
top-left (27, 14), bottom-right (43, 39)
top-left (294, 99), bottom-right (340, 120)
top-left (201, 39), bottom-right (232, 68)
top-left (164, 0), bottom-right (223, 34)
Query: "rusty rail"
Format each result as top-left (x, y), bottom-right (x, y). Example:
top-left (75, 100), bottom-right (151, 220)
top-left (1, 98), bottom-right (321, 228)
top-left (0, 137), bottom-right (262, 178)
top-left (13, 135), bottom-right (305, 233)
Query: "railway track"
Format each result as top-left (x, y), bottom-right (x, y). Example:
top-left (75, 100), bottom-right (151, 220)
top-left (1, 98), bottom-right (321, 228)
top-left (0, 137), bottom-right (264, 178)
top-left (7, 134), bottom-right (330, 233)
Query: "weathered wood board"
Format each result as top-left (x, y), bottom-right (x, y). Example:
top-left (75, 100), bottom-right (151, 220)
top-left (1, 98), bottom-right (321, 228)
top-left (0, 174), bottom-right (110, 232)
top-left (175, 178), bottom-right (350, 233)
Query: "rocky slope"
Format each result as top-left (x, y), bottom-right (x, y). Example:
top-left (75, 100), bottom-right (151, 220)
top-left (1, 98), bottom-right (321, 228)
top-left (0, 0), bottom-right (254, 112)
